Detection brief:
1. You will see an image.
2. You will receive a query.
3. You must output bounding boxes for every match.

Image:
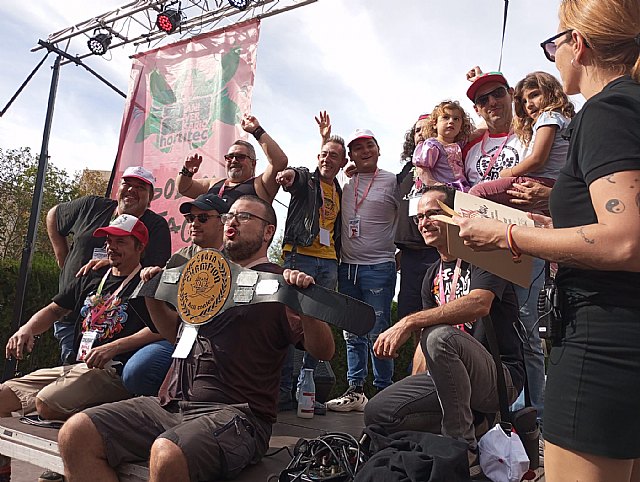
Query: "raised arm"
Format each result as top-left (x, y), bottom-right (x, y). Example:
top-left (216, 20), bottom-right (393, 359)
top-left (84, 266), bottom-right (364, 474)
top-left (242, 114), bottom-right (288, 202)
top-left (46, 206), bottom-right (69, 269)
top-left (315, 110), bottom-right (332, 148)
top-left (177, 153), bottom-right (223, 199)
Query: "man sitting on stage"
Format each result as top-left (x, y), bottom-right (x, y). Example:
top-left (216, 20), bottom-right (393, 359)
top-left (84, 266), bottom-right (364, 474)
top-left (59, 195), bottom-right (335, 482)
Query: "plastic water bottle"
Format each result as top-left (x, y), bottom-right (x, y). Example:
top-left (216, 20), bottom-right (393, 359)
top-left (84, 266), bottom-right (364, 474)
top-left (297, 368), bottom-right (315, 419)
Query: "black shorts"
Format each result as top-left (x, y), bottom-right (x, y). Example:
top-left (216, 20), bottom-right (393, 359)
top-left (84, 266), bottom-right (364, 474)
top-left (544, 301), bottom-right (640, 458)
top-left (84, 397), bottom-right (271, 481)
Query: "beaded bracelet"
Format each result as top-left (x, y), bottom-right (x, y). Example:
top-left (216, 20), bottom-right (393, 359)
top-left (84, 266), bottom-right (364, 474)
top-left (505, 223), bottom-right (522, 263)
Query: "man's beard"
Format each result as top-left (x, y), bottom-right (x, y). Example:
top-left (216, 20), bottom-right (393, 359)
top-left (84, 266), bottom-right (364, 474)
top-left (224, 232), bottom-right (263, 262)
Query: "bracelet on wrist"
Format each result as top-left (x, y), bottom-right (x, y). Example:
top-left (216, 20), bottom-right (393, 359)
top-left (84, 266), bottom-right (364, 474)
top-left (180, 166), bottom-right (194, 178)
top-left (505, 223), bottom-right (522, 263)
top-left (252, 126), bottom-right (266, 141)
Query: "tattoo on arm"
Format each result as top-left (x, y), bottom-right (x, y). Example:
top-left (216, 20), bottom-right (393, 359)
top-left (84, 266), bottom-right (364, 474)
top-left (577, 227), bottom-right (595, 244)
top-left (605, 199), bottom-right (625, 213)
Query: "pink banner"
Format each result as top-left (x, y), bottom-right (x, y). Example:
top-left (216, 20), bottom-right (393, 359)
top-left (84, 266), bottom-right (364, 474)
top-left (111, 19), bottom-right (260, 249)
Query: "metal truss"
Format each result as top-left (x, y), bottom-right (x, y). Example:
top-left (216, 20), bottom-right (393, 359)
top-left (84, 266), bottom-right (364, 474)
top-left (32, 0), bottom-right (317, 64)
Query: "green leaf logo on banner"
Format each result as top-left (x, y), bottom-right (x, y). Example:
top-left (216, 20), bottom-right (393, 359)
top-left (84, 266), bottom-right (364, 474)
top-left (135, 48), bottom-right (242, 153)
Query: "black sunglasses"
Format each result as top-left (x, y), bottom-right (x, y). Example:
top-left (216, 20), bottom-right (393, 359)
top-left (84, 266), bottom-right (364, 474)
top-left (224, 153), bottom-right (254, 162)
top-left (184, 213), bottom-right (221, 223)
top-left (540, 29), bottom-right (589, 62)
top-left (474, 86), bottom-right (508, 107)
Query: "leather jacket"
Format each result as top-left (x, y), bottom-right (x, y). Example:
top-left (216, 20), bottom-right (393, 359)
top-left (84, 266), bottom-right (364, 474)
top-left (281, 167), bottom-right (342, 259)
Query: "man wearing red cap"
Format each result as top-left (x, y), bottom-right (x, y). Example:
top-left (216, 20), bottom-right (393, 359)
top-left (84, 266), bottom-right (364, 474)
top-left (0, 214), bottom-right (164, 422)
top-left (463, 68), bottom-right (547, 427)
top-left (46, 166), bottom-right (171, 367)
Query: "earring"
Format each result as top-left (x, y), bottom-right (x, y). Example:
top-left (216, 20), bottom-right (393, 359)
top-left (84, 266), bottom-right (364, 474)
top-left (571, 58), bottom-right (581, 70)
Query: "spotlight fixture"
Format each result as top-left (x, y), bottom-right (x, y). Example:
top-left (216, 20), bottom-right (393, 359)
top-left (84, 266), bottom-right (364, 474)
top-left (156, 8), bottom-right (182, 34)
top-left (87, 31), bottom-right (112, 56)
top-left (228, 0), bottom-right (251, 10)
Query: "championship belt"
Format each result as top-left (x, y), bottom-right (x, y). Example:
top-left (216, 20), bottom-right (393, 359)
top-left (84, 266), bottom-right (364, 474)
top-left (137, 249), bottom-right (375, 336)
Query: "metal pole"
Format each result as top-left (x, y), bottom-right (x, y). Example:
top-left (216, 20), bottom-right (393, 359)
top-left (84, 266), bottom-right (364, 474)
top-left (2, 55), bottom-right (62, 382)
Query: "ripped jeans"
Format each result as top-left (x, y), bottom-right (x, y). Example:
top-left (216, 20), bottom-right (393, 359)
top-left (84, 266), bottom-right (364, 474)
top-left (338, 261), bottom-right (396, 389)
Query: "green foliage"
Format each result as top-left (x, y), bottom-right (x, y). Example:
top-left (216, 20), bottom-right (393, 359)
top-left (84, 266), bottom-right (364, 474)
top-left (0, 147), bottom-right (81, 261)
top-left (0, 254), bottom-right (62, 374)
top-left (268, 230), bottom-right (284, 266)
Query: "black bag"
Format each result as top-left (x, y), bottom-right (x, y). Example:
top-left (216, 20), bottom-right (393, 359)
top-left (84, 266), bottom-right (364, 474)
top-left (354, 425), bottom-right (471, 482)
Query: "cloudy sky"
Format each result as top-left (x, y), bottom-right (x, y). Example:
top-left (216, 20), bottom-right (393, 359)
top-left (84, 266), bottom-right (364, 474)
top-left (0, 0), bottom-right (577, 220)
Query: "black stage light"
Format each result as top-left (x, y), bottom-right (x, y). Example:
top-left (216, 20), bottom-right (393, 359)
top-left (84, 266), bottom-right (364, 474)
top-left (228, 0), bottom-right (251, 10)
top-left (87, 31), bottom-right (112, 56)
top-left (156, 8), bottom-right (182, 33)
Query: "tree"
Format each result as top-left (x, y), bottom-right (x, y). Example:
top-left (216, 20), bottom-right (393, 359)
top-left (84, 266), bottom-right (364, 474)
top-left (0, 147), bottom-right (91, 260)
top-left (268, 230), bottom-right (284, 266)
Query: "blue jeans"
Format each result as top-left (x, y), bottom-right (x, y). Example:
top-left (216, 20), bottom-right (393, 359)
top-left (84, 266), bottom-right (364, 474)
top-left (54, 320), bottom-right (77, 364)
top-left (338, 261), bottom-right (396, 389)
top-left (280, 252), bottom-right (339, 395)
top-left (121, 340), bottom-right (174, 396)
top-left (512, 257), bottom-right (546, 423)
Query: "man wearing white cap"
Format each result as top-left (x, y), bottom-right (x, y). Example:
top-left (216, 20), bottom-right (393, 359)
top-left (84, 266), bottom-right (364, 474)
top-left (0, 215), bottom-right (164, 422)
top-left (326, 129), bottom-right (399, 412)
top-left (46, 166), bottom-right (172, 368)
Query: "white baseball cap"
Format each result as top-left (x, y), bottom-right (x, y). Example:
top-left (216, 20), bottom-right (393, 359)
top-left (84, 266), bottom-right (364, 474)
top-left (122, 166), bottom-right (156, 186)
top-left (346, 128), bottom-right (377, 148)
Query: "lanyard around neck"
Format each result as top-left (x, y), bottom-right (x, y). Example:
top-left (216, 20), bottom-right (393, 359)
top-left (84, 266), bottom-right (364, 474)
top-left (480, 131), bottom-right (510, 180)
top-left (438, 259), bottom-right (462, 305)
top-left (353, 169), bottom-right (379, 215)
top-left (92, 265), bottom-right (141, 323)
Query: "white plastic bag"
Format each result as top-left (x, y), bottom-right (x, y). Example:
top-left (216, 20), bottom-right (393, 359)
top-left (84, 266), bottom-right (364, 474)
top-left (478, 423), bottom-right (529, 482)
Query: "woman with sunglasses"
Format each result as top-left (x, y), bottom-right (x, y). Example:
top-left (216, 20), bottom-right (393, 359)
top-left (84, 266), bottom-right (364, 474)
top-left (457, 1), bottom-right (640, 480)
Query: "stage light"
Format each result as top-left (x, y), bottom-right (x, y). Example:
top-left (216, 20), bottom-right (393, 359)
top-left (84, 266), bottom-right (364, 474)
top-left (156, 8), bottom-right (182, 34)
top-left (228, 0), bottom-right (251, 10)
top-left (87, 31), bottom-right (112, 56)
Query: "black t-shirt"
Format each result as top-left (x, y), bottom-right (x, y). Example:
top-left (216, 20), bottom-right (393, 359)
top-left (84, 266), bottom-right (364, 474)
top-left (56, 196), bottom-right (172, 289)
top-left (421, 259), bottom-right (524, 392)
top-left (207, 177), bottom-right (257, 205)
top-left (52, 267), bottom-right (154, 365)
top-left (159, 263), bottom-right (303, 424)
top-left (549, 76), bottom-right (640, 307)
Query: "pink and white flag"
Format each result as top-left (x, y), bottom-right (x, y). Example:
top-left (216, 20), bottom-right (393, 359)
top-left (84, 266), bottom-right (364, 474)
top-left (111, 19), bottom-right (260, 249)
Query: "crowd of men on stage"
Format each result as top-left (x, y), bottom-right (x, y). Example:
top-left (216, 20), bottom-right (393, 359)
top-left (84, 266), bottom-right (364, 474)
top-left (0, 70), bottom-right (545, 481)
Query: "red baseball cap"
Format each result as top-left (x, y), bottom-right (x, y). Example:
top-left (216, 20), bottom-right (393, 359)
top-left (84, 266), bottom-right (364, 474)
top-left (93, 214), bottom-right (149, 247)
top-left (466, 72), bottom-right (510, 102)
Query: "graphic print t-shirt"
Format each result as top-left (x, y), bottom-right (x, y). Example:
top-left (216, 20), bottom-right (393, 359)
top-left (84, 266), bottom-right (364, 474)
top-left (53, 267), bottom-right (152, 365)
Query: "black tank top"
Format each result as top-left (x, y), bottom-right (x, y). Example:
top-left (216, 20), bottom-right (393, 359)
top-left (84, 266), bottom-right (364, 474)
top-left (207, 177), bottom-right (258, 205)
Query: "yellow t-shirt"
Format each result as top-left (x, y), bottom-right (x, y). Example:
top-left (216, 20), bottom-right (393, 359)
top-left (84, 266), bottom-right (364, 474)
top-left (284, 180), bottom-right (339, 260)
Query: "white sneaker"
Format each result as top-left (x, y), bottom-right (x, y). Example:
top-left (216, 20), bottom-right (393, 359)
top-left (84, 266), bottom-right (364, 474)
top-left (326, 386), bottom-right (368, 412)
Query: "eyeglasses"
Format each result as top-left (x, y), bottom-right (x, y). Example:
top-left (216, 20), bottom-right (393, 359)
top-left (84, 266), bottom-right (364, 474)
top-left (220, 211), bottom-right (273, 225)
top-left (540, 29), bottom-right (588, 62)
top-left (412, 209), bottom-right (445, 225)
top-left (184, 213), bottom-right (221, 223)
top-left (224, 153), bottom-right (254, 162)
top-left (474, 86), bottom-right (508, 107)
